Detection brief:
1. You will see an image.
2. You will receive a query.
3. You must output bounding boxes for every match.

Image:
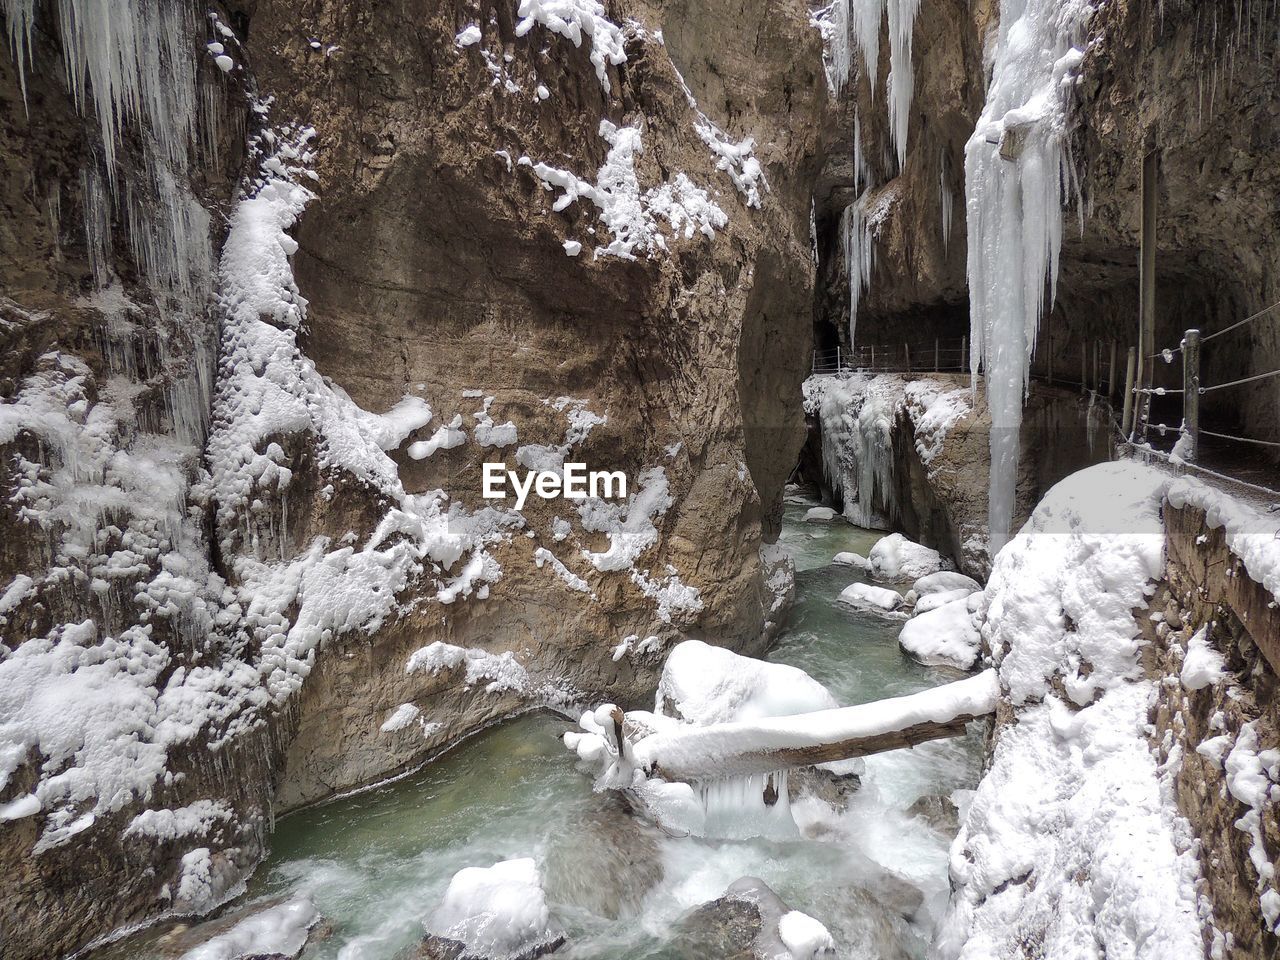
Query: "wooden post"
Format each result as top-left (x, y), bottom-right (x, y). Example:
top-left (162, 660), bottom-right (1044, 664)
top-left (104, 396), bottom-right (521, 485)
top-left (935, 338), bottom-right (941, 372)
top-left (1182, 328), bottom-right (1201, 461)
top-left (1047, 331), bottom-right (1054, 384)
top-left (1081, 341), bottom-right (1088, 394)
top-left (837, 345), bottom-right (842, 372)
top-left (961, 336), bottom-right (967, 374)
top-left (1138, 149), bottom-right (1159, 436)
top-left (1108, 340), bottom-right (1118, 399)
top-left (904, 343), bottom-right (911, 372)
top-left (870, 344), bottom-right (875, 370)
top-left (1092, 340), bottom-right (1100, 393)
top-left (1121, 346), bottom-right (1137, 438)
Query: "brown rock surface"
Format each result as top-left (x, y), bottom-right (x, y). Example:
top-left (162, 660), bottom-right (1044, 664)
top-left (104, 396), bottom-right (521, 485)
top-left (0, 0), bottom-right (824, 956)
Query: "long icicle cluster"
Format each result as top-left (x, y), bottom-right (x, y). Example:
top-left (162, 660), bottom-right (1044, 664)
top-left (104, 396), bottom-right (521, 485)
top-left (964, 0), bottom-right (1092, 554)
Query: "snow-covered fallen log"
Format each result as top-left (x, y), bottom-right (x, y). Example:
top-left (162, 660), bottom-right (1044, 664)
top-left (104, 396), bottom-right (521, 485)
top-left (567, 669), bottom-right (997, 785)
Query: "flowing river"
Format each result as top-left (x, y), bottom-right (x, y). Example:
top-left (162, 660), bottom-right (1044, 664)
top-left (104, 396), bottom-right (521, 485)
top-left (91, 499), bottom-right (982, 960)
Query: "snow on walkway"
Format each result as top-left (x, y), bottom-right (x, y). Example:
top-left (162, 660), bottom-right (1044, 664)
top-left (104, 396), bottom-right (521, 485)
top-left (937, 461), bottom-right (1207, 959)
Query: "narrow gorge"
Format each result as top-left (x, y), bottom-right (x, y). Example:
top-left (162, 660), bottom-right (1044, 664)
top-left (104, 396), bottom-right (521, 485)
top-left (1, 1), bottom-right (1278, 959)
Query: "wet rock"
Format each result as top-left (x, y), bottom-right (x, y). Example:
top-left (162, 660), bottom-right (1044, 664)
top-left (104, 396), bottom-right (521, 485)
top-left (907, 793), bottom-right (960, 835)
top-left (150, 895), bottom-right (327, 959)
top-left (675, 896), bottom-right (764, 960)
top-left (674, 877), bottom-right (835, 960)
top-left (542, 795), bottom-right (664, 920)
top-left (413, 937), bottom-right (467, 960)
top-left (412, 933), bottom-right (565, 960)
top-left (788, 765), bottom-right (862, 812)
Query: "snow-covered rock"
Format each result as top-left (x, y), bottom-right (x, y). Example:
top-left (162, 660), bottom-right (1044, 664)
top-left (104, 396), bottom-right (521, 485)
top-left (1180, 627), bottom-right (1227, 691)
top-left (831, 551), bottom-right (872, 570)
top-left (898, 593), bottom-right (982, 669)
top-left (675, 877), bottom-right (835, 959)
top-left (657, 639), bottom-right (838, 724)
top-left (912, 571), bottom-right (981, 596)
top-left (802, 506), bottom-right (838, 522)
top-left (914, 586), bottom-right (976, 615)
top-left (778, 909), bottom-right (837, 959)
top-left (837, 582), bottom-right (904, 615)
top-left (178, 899), bottom-right (320, 960)
top-left (426, 858), bottom-right (562, 960)
top-left (868, 533), bottom-right (946, 581)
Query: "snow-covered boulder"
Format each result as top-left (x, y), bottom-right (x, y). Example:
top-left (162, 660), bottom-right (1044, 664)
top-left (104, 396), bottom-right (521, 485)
top-left (914, 587), bottom-right (976, 615)
top-left (897, 593), bottom-right (982, 669)
top-left (425, 859), bottom-right (563, 960)
top-left (657, 640), bottom-right (838, 724)
top-left (802, 506), bottom-right (838, 522)
top-left (837, 582), bottom-right (905, 615)
top-left (178, 898), bottom-right (321, 960)
top-left (779, 909), bottom-right (838, 959)
top-left (911, 570), bottom-right (981, 596)
top-left (868, 533), bottom-right (947, 581)
top-left (831, 551), bottom-right (872, 570)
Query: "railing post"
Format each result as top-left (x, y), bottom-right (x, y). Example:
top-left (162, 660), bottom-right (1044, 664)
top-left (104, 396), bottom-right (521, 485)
top-left (1108, 340), bottom-right (1118, 399)
top-left (837, 345), bottom-right (842, 372)
top-left (1081, 341), bottom-right (1088, 394)
top-left (1092, 340), bottom-right (1100, 393)
top-left (904, 343), bottom-right (911, 372)
top-left (870, 344), bottom-right (876, 370)
top-left (1121, 346), bottom-right (1137, 438)
top-left (1137, 148), bottom-right (1159, 441)
top-left (1047, 332), bottom-right (1054, 384)
top-left (1182, 328), bottom-right (1200, 461)
top-left (934, 338), bottom-right (941, 372)
top-left (961, 336), bottom-right (967, 374)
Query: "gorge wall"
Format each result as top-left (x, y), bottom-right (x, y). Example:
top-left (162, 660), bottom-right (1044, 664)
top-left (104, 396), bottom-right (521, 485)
top-left (814, 0), bottom-right (1280, 456)
top-left (0, 1), bottom-right (825, 956)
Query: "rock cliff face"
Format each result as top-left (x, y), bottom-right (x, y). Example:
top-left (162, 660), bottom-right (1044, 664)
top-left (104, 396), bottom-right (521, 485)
top-left (815, 0), bottom-right (1280, 454)
top-left (0, 1), bottom-right (823, 956)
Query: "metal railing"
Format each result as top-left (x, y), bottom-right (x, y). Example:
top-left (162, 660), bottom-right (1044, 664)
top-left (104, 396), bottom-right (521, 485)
top-left (813, 334), bottom-right (1126, 396)
top-left (812, 338), bottom-right (970, 375)
top-left (1124, 299), bottom-right (1280, 461)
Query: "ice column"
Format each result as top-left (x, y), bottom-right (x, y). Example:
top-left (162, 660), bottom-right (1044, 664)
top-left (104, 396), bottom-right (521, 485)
top-left (964, 0), bottom-right (1091, 553)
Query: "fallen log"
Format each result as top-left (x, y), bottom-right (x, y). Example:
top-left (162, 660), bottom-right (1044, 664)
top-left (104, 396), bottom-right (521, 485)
top-left (631, 669), bottom-right (999, 782)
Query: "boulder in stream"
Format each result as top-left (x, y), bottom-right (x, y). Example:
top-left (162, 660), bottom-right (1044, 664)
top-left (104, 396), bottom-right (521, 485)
top-left (421, 858), bottom-right (564, 960)
top-left (674, 877), bottom-right (835, 959)
top-left (542, 794), bottom-right (665, 919)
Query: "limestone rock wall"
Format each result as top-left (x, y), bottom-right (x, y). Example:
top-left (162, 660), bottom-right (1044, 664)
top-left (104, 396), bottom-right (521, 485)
top-left (1144, 503), bottom-right (1280, 957)
top-left (0, 0), bottom-right (825, 956)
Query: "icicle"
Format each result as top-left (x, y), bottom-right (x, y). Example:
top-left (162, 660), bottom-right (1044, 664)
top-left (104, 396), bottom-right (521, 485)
top-left (80, 164), bottom-right (114, 288)
top-left (885, 0), bottom-right (921, 167)
top-left (852, 111), bottom-right (868, 194)
top-left (826, 0), bottom-right (853, 95)
top-left (939, 148), bottom-right (953, 251)
top-left (1, 0), bottom-right (37, 107)
top-left (840, 191), bottom-right (878, 347)
top-left (852, 0), bottom-right (887, 91)
top-left (696, 772), bottom-right (798, 840)
top-left (964, 0), bottom-right (1091, 554)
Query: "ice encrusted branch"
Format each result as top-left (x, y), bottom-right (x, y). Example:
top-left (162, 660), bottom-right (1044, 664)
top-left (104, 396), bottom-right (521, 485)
top-left (525, 120), bottom-right (726, 260)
